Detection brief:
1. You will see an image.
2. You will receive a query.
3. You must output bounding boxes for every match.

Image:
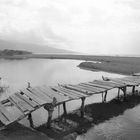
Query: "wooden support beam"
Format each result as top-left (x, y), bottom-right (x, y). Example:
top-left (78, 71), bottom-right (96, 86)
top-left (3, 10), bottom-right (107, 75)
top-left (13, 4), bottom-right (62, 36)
top-left (117, 88), bottom-right (120, 100)
top-left (63, 102), bottom-right (67, 116)
top-left (102, 92), bottom-right (104, 102)
top-left (47, 108), bottom-right (54, 128)
top-left (28, 113), bottom-right (34, 128)
top-left (120, 86), bottom-right (127, 100)
top-left (44, 97), bottom-right (57, 128)
top-left (80, 97), bottom-right (85, 118)
top-left (103, 91), bottom-right (108, 102)
top-left (132, 86), bottom-right (135, 94)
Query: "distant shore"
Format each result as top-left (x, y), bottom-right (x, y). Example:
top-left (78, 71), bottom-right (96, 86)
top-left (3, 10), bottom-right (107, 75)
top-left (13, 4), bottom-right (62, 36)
top-left (2, 53), bottom-right (140, 75)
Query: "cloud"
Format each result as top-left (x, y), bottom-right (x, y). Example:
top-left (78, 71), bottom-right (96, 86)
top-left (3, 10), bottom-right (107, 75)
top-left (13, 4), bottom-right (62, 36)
top-left (0, 0), bottom-right (140, 55)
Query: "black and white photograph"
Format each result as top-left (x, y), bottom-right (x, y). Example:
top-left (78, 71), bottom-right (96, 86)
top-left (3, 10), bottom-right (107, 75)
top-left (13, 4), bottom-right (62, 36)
top-left (0, 0), bottom-right (140, 140)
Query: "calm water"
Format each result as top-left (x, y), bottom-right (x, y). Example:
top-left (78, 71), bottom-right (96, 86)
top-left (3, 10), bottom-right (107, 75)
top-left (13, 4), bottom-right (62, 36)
top-left (0, 59), bottom-right (140, 140)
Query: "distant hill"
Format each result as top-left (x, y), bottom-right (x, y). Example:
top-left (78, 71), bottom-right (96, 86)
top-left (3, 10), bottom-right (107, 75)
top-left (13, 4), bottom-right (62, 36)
top-left (0, 39), bottom-right (74, 54)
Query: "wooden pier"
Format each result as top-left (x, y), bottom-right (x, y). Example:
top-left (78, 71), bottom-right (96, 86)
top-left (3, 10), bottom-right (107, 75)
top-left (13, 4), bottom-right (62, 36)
top-left (0, 76), bottom-right (140, 130)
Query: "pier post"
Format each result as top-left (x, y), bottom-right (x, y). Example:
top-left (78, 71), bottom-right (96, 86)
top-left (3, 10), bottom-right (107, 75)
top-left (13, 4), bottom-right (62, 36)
top-left (132, 86), bottom-right (135, 94)
top-left (63, 102), bottom-right (67, 115)
top-left (28, 113), bottom-right (34, 128)
top-left (120, 86), bottom-right (127, 100)
top-left (80, 97), bottom-right (85, 118)
top-left (102, 92), bottom-right (104, 102)
top-left (103, 91), bottom-right (108, 102)
top-left (47, 108), bottom-right (54, 128)
top-left (117, 88), bottom-right (120, 100)
top-left (44, 97), bottom-right (57, 128)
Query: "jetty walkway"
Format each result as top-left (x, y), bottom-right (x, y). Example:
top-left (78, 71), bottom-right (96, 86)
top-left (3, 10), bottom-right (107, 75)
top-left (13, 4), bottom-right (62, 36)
top-left (0, 76), bottom-right (140, 130)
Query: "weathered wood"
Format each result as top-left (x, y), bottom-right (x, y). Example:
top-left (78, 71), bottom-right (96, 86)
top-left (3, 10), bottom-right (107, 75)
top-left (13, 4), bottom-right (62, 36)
top-left (15, 93), bottom-right (38, 108)
top-left (110, 79), bottom-right (135, 86)
top-left (0, 103), bottom-right (15, 124)
top-left (60, 86), bottom-right (87, 97)
top-left (120, 86), bottom-right (127, 99)
top-left (92, 80), bottom-right (124, 88)
top-left (52, 86), bottom-right (78, 99)
top-left (80, 97), bottom-right (86, 118)
top-left (0, 111), bottom-right (8, 125)
top-left (103, 91), bottom-right (108, 102)
top-left (8, 96), bottom-right (27, 114)
top-left (63, 102), bottom-right (67, 115)
top-left (57, 86), bottom-right (82, 98)
top-left (79, 83), bottom-right (105, 92)
top-left (76, 84), bottom-right (102, 93)
top-left (132, 86), bottom-right (135, 94)
top-left (65, 85), bottom-right (90, 95)
top-left (14, 94), bottom-right (34, 111)
top-left (44, 98), bottom-right (57, 128)
top-left (120, 78), bottom-right (138, 85)
top-left (28, 87), bottom-right (52, 103)
top-left (41, 86), bottom-right (70, 102)
top-left (85, 82), bottom-right (112, 89)
top-left (117, 88), bottom-right (120, 100)
top-left (28, 113), bottom-right (34, 128)
top-left (21, 89), bottom-right (46, 105)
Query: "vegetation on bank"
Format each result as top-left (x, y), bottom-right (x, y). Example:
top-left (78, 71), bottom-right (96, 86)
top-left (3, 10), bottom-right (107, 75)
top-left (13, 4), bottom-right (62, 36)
top-left (0, 49), bottom-right (32, 56)
top-left (78, 61), bottom-right (140, 75)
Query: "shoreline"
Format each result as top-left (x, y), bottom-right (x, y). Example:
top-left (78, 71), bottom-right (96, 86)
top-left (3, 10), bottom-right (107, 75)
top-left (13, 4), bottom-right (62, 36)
top-left (36, 93), bottom-right (140, 140)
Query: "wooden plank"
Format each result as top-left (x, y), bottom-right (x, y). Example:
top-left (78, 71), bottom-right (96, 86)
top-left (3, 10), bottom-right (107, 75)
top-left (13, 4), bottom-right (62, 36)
top-left (33, 87), bottom-right (53, 101)
top-left (75, 84), bottom-right (98, 93)
top-left (110, 79), bottom-right (133, 86)
top-left (52, 86), bottom-right (77, 99)
top-left (0, 103), bottom-right (15, 124)
top-left (79, 83), bottom-right (105, 92)
top-left (9, 95), bottom-right (29, 114)
top-left (0, 111), bottom-right (9, 125)
top-left (56, 86), bottom-right (82, 98)
top-left (124, 77), bottom-right (140, 84)
top-left (75, 84), bottom-right (103, 93)
top-left (41, 86), bottom-right (69, 102)
top-left (116, 78), bottom-right (138, 85)
top-left (14, 94), bottom-right (34, 111)
top-left (21, 89), bottom-right (46, 105)
top-left (15, 93), bottom-right (38, 108)
top-left (92, 80), bottom-right (124, 88)
top-left (84, 82), bottom-right (112, 89)
top-left (28, 87), bottom-right (52, 103)
top-left (66, 85), bottom-right (92, 95)
top-left (60, 86), bottom-right (87, 97)
top-left (120, 78), bottom-right (138, 84)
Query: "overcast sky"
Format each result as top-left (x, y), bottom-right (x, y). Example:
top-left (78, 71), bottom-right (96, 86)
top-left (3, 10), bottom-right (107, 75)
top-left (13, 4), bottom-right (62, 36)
top-left (0, 0), bottom-right (140, 55)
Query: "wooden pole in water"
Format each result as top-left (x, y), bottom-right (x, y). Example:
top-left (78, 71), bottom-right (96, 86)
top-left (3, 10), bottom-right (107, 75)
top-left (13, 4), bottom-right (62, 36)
top-left (104, 91), bottom-right (108, 102)
top-left (132, 86), bottom-right (135, 94)
top-left (28, 113), bottom-right (34, 128)
top-left (47, 108), bottom-right (54, 128)
top-left (80, 97), bottom-right (85, 118)
top-left (117, 88), bottom-right (120, 100)
top-left (120, 86), bottom-right (127, 100)
top-left (102, 92), bottom-right (104, 102)
top-left (63, 102), bottom-right (67, 115)
top-left (44, 97), bottom-right (57, 128)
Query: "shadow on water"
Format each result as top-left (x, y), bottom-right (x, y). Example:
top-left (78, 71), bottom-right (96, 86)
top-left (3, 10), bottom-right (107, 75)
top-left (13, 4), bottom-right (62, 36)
top-left (36, 93), bottom-right (140, 140)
